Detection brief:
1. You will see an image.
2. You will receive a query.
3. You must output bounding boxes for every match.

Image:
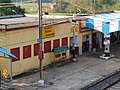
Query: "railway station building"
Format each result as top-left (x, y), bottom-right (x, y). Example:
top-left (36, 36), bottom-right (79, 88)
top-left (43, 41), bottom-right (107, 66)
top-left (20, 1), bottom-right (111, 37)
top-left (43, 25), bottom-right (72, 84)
top-left (0, 14), bottom-right (105, 78)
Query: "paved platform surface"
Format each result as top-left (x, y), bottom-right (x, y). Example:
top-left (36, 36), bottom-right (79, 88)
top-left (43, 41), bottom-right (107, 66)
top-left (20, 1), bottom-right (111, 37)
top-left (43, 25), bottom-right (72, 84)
top-left (11, 54), bottom-right (120, 90)
top-left (2, 44), bottom-right (120, 90)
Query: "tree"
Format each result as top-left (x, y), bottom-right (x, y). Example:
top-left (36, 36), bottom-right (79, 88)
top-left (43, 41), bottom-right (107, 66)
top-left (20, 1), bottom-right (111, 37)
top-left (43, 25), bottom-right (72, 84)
top-left (97, 0), bottom-right (116, 6)
top-left (52, 0), bottom-right (69, 10)
top-left (94, 0), bottom-right (116, 12)
top-left (0, 0), bottom-right (11, 3)
top-left (113, 1), bottom-right (120, 10)
top-left (50, 0), bottom-right (119, 14)
top-left (0, 0), bottom-right (25, 16)
top-left (0, 6), bottom-right (25, 16)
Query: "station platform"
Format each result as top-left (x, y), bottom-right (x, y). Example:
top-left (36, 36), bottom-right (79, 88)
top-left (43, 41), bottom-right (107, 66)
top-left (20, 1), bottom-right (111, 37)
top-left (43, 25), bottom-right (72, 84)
top-left (9, 51), bottom-right (120, 90)
top-left (1, 43), bottom-right (120, 90)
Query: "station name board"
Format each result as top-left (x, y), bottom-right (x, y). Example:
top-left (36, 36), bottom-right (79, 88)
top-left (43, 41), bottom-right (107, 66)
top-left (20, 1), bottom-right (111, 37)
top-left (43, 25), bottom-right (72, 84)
top-left (42, 25), bottom-right (55, 38)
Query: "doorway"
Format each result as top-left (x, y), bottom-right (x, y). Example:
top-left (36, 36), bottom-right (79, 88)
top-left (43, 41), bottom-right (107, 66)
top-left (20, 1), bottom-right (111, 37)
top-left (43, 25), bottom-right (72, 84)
top-left (82, 35), bottom-right (89, 53)
top-left (70, 36), bottom-right (79, 55)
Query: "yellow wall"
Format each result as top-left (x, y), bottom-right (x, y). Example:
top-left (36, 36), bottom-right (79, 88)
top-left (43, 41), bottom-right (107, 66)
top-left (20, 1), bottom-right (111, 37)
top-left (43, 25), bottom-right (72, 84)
top-left (0, 21), bottom-right (80, 78)
top-left (42, 22), bottom-right (79, 66)
top-left (0, 27), bottom-right (40, 77)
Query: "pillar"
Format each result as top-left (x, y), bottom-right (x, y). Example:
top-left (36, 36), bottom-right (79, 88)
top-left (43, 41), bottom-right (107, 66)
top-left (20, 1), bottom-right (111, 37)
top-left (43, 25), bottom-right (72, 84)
top-left (79, 34), bottom-right (82, 55)
top-left (99, 33), bottom-right (103, 49)
top-left (89, 34), bottom-right (92, 51)
top-left (117, 31), bottom-right (120, 43)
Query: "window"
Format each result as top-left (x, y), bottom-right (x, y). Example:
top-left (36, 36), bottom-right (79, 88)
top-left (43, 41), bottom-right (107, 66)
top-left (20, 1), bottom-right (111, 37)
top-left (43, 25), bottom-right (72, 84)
top-left (44, 41), bottom-right (51, 53)
top-left (10, 47), bottom-right (20, 62)
top-left (34, 43), bottom-right (40, 56)
top-left (62, 37), bottom-right (68, 46)
top-left (53, 39), bottom-right (60, 48)
top-left (23, 45), bottom-right (31, 59)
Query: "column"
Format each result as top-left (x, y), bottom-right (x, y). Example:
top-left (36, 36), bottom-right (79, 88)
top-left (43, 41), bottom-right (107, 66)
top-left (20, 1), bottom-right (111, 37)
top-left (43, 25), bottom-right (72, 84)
top-left (79, 34), bottom-right (82, 55)
top-left (89, 34), bottom-right (92, 51)
top-left (117, 31), bottom-right (120, 43)
top-left (99, 33), bottom-right (103, 49)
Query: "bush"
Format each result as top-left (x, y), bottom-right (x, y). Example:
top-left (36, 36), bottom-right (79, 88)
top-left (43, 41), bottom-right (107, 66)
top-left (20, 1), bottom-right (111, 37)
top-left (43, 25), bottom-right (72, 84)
top-left (0, 5), bottom-right (25, 16)
top-left (0, 0), bottom-right (11, 3)
top-left (66, 6), bottom-right (88, 13)
top-left (50, 9), bottom-right (66, 13)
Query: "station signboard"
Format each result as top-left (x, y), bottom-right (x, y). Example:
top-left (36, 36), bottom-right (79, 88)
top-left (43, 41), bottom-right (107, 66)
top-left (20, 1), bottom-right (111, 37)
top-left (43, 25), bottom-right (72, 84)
top-left (42, 25), bottom-right (55, 38)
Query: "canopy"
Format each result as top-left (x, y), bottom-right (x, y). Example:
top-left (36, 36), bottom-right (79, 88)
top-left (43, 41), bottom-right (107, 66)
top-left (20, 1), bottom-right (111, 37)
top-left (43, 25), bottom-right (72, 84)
top-left (52, 46), bottom-right (69, 53)
top-left (86, 13), bottom-right (120, 35)
top-left (0, 47), bottom-right (17, 58)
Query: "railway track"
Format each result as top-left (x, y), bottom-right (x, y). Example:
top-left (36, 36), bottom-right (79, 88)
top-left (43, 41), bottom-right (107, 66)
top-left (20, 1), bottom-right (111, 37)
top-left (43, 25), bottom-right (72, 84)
top-left (105, 81), bottom-right (120, 90)
top-left (80, 69), bottom-right (120, 90)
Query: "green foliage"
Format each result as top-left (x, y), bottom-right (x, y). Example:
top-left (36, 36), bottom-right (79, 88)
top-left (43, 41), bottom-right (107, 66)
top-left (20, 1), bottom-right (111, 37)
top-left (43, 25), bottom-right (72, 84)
top-left (20, 3), bottom-right (38, 14)
top-left (67, 6), bottom-right (78, 13)
top-left (1, 0), bottom-right (119, 15)
top-left (67, 0), bottom-right (118, 13)
top-left (0, 0), bottom-right (11, 3)
top-left (66, 6), bottom-right (87, 13)
top-left (46, 0), bottom-right (119, 14)
top-left (0, 0), bottom-right (25, 16)
top-left (52, 0), bottom-right (69, 10)
top-left (80, 8), bottom-right (88, 13)
top-left (51, 8), bottom-right (66, 13)
top-left (113, 2), bottom-right (120, 10)
top-left (94, 0), bottom-right (117, 12)
top-left (97, 0), bottom-right (116, 6)
top-left (0, 6), bottom-right (25, 16)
